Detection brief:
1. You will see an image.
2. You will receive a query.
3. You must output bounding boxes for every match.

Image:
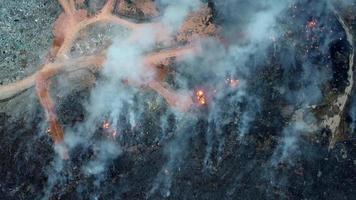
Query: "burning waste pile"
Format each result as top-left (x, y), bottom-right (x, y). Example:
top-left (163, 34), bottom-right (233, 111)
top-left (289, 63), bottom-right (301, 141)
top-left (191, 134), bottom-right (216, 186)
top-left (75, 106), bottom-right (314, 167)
top-left (0, 0), bottom-right (355, 199)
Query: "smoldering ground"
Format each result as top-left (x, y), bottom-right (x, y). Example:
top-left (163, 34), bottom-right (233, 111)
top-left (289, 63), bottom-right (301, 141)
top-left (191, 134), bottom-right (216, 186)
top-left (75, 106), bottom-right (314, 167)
top-left (0, 0), bottom-right (355, 199)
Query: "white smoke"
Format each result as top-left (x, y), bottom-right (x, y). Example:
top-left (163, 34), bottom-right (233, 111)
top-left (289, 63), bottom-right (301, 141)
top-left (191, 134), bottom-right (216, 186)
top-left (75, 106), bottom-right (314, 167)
top-left (37, 0), bottom-right (349, 198)
top-left (43, 0), bottom-right (208, 197)
top-left (157, 0), bottom-right (201, 32)
top-left (188, 0), bottom-right (292, 171)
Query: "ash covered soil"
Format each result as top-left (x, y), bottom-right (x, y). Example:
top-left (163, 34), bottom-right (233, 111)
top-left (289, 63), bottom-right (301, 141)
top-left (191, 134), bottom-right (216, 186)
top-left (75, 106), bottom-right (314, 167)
top-left (0, 0), bottom-right (355, 200)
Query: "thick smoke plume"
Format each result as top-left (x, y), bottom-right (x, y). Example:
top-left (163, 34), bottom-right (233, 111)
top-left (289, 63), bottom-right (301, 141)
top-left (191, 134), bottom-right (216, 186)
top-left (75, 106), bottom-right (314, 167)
top-left (48, 0), bottom-right (331, 197)
top-left (41, 0), bottom-right (206, 197)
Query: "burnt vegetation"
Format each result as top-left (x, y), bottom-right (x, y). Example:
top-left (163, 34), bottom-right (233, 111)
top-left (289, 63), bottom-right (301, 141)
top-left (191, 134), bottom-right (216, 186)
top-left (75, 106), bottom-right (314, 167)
top-left (0, 0), bottom-right (355, 199)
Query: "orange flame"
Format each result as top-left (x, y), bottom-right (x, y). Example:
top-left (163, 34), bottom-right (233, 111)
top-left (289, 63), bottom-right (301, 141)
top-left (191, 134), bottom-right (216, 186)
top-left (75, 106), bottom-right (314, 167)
top-left (102, 120), bottom-right (118, 139)
top-left (307, 20), bottom-right (317, 29)
top-left (196, 90), bottom-right (207, 105)
top-left (103, 121), bottom-right (110, 129)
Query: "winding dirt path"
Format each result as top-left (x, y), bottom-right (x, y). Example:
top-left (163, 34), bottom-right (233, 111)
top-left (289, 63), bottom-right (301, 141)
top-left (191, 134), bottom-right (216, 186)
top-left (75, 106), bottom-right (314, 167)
top-left (322, 6), bottom-right (355, 148)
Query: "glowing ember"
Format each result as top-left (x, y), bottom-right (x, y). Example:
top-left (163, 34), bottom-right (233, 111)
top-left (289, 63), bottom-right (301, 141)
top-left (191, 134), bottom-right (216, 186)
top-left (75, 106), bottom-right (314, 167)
top-left (307, 20), bottom-right (317, 29)
top-left (196, 90), bottom-right (207, 105)
top-left (102, 120), bottom-right (118, 139)
top-left (103, 121), bottom-right (110, 129)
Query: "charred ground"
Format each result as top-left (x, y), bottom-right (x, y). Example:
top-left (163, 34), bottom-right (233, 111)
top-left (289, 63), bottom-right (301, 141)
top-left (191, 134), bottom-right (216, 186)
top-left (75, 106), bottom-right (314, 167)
top-left (0, 0), bottom-right (355, 199)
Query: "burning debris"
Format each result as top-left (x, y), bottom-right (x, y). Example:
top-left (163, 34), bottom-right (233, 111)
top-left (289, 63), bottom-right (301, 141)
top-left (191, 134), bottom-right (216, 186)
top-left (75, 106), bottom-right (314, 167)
top-left (195, 89), bottom-right (207, 105)
top-left (102, 121), bottom-right (110, 130)
top-left (307, 19), bottom-right (317, 29)
top-left (102, 120), bottom-right (118, 139)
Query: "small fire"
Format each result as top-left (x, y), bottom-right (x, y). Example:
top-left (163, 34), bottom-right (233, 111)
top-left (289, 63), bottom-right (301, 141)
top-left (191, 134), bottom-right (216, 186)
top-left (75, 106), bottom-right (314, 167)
top-left (103, 121), bottom-right (110, 129)
top-left (102, 120), bottom-right (118, 139)
top-left (196, 90), bottom-right (207, 105)
top-left (307, 20), bottom-right (317, 29)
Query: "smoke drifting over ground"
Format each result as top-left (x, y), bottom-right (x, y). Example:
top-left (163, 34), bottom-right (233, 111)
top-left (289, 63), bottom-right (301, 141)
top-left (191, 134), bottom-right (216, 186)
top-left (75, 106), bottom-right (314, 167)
top-left (0, 0), bottom-right (355, 199)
